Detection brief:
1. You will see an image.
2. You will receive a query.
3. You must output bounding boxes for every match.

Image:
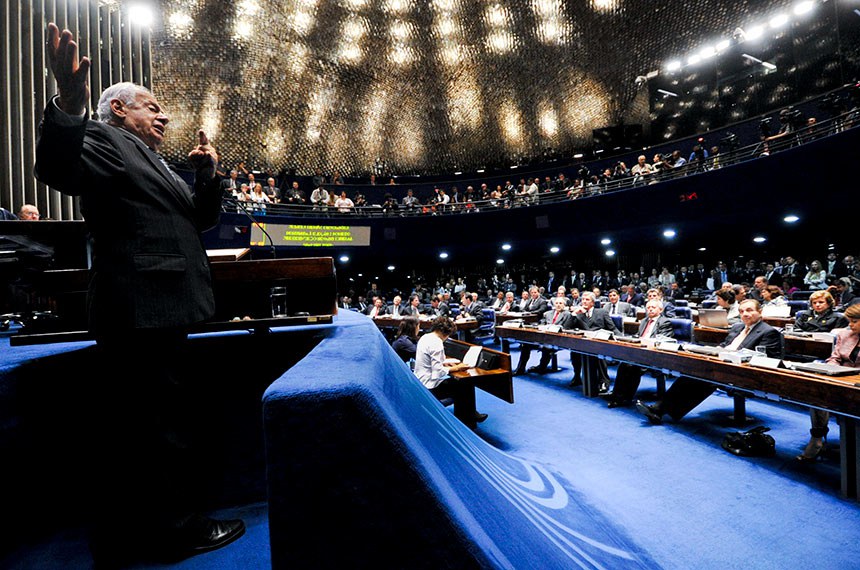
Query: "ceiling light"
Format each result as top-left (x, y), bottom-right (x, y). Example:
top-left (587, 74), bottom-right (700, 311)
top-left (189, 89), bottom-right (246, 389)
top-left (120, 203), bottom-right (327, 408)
top-left (687, 54), bottom-right (702, 65)
top-left (769, 13), bottom-right (789, 28)
top-left (746, 25), bottom-right (765, 40)
top-left (600, 238), bottom-right (611, 245)
top-left (605, 250), bottom-right (615, 257)
top-left (501, 243), bottom-right (512, 250)
top-left (573, 153), bottom-right (584, 158)
top-left (783, 215), bottom-right (800, 223)
top-left (439, 252), bottom-right (449, 259)
top-left (753, 236), bottom-right (767, 243)
top-left (387, 265), bottom-right (395, 270)
top-left (666, 60), bottom-right (682, 72)
top-left (715, 39), bottom-right (731, 52)
top-left (663, 229), bottom-right (676, 238)
top-left (496, 259), bottom-right (504, 264)
top-left (339, 255), bottom-right (350, 262)
top-left (698, 247), bottom-right (707, 251)
top-left (794, 1), bottom-right (815, 16)
top-left (699, 45), bottom-right (716, 59)
top-left (550, 246), bottom-right (560, 253)
top-left (128, 3), bottom-right (155, 27)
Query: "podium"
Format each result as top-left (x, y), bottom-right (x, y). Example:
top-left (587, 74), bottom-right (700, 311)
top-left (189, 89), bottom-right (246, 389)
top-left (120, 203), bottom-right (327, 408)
top-left (9, 256), bottom-right (338, 346)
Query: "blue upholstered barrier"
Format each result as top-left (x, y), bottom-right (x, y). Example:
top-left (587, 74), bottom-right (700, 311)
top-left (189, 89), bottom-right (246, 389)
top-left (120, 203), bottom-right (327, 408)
top-left (263, 310), bottom-right (655, 569)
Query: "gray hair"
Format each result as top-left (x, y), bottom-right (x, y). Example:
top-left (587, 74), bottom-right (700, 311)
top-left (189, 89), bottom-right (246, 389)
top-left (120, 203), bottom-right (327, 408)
top-left (96, 82), bottom-right (151, 123)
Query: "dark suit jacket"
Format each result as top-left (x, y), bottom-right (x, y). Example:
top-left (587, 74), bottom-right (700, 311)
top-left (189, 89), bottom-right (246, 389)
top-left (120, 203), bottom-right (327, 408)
top-left (365, 305), bottom-right (389, 317)
top-left (526, 297), bottom-right (548, 314)
top-left (541, 309), bottom-right (574, 329)
top-left (604, 301), bottom-right (634, 317)
top-left (719, 321), bottom-right (783, 358)
top-left (34, 100), bottom-right (221, 332)
top-left (571, 308), bottom-right (619, 333)
top-left (637, 315), bottom-right (674, 338)
top-left (461, 302), bottom-right (485, 323)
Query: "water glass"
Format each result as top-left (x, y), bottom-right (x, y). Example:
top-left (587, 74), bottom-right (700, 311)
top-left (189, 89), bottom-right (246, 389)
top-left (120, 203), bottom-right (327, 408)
top-left (270, 286), bottom-right (288, 318)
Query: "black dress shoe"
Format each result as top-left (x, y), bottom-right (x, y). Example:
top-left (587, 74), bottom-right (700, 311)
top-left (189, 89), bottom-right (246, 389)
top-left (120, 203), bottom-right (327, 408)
top-left (569, 377), bottom-right (582, 387)
top-left (635, 400), bottom-right (664, 425)
top-left (607, 400), bottom-right (631, 409)
top-left (166, 515), bottom-right (246, 558)
top-left (528, 366), bottom-right (548, 374)
top-left (474, 411), bottom-right (489, 423)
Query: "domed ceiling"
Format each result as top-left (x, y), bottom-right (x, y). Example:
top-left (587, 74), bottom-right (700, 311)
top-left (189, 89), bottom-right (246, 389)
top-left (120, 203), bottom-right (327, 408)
top-left (150, 0), bottom-right (807, 175)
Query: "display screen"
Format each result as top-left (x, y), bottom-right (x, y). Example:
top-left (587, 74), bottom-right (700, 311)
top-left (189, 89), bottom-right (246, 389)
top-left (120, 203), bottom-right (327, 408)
top-left (250, 223), bottom-right (371, 247)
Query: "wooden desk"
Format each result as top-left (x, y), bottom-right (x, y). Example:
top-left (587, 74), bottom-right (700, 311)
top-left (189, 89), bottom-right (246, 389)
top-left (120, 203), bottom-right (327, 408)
top-left (496, 325), bottom-right (860, 498)
top-left (444, 338), bottom-right (514, 405)
top-left (693, 325), bottom-right (833, 360)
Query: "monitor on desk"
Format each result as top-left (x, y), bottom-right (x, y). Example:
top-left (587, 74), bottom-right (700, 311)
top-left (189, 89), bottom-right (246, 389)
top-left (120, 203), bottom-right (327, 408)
top-left (698, 308), bottom-right (730, 328)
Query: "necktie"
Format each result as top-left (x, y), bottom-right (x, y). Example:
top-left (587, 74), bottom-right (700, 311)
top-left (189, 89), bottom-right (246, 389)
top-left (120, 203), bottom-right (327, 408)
top-left (727, 326), bottom-right (751, 351)
top-left (610, 304), bottom-right (616, 314)
top-left (156, 154), bottom-right (191, 198)
top-left (642, 319), bottom-right (655, 338)
top-left (552, 311), bottom-right (559, 324)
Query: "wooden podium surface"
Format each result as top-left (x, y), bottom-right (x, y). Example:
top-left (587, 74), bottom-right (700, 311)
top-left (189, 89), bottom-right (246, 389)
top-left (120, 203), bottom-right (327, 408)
top-left (9, 256), bottom-right (337, 346)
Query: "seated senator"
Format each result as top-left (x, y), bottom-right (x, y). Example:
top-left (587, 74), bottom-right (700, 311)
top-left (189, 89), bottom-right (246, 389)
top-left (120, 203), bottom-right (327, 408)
top-left (606, 299), bottom-right (675, 408)
top-left (414, 317), bottom-right (488, 429)
top-left (514, 297), bottom-right (574, 375)
top-left (796, 303), bottom-right (860, 461)
top-left (715, 288), bottom-right (740, 325)
top-left (635, 299), bottom-right (783, 424)
top-left (794, 290), bottom-right (848, 332)
top-left (392, 317), bottom-right (420, 362)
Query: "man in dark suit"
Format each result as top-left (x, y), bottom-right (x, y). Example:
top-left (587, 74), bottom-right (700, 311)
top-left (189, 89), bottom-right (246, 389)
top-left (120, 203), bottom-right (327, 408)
top-left (365, 297), bottom-right (389, 317)
top-left (525, 286), bottom-right (548, 314)
top-left (514, 297), bottom-right (573, 375)
top-left (428, 294), bottom-right (450, 317)
top-left (568, 292), bottom-right (619, 390)
top-left (636, 299), bottom-right (783, 424)
top-left (456, 292), bottom-right (485, 342)
top-left (604, 289), bottom-right (635, 317)
top-left (34, 24), bottom-right (244, 565)
top-left (220, 169), bottom-right (239, 197)
top-left (606, 300), bottom-right (675, 408)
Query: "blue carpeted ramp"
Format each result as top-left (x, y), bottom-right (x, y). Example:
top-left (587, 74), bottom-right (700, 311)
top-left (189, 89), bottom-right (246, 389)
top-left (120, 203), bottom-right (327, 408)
top-left (263, 311), bottom-right (656, 569)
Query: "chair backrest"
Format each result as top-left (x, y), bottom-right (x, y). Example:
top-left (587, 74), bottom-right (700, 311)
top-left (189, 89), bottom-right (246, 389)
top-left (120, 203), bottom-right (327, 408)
top-left (610, 314), bottom-right (622, 332)
top-left (674, 306), bottom-right (692, 320)
top-left (787, 300), bottom-right (809, 316)
top-left (790, 290), bottom-right (815, 301)
top-left (700, 300), bottom-right (717, 309)
top-left (669, 318), bottom-right (693, 343)
top-left (674, 299), bottom-right (689, 307)
top-left (450, 307), bottom-right (460, 318)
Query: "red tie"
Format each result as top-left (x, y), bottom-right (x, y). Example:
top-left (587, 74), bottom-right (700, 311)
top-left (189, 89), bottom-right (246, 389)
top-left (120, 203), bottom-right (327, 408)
top-left (642, 319), bottom-right (654, 338)
top-left (552, 311), bottom-right (559, 324)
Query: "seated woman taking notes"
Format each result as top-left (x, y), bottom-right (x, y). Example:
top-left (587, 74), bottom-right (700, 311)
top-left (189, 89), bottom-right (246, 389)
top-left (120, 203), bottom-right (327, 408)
top-left (414, 317), bottom-right (488, 429)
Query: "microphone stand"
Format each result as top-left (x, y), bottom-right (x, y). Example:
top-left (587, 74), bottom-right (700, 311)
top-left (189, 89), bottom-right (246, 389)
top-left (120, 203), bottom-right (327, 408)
top-left (229, 198), bottom-right (277, 259)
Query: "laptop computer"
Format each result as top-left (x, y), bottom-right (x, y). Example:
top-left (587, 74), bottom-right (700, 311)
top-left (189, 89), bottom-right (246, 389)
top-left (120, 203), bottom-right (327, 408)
top-left (790, 361), bottom-right (859, 377)
top-left (698, 308), bottom-right (730, 329)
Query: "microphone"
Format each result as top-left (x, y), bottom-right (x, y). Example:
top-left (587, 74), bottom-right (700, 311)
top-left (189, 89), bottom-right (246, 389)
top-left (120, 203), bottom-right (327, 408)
top-left (229, 197), bottom-right (277, 258)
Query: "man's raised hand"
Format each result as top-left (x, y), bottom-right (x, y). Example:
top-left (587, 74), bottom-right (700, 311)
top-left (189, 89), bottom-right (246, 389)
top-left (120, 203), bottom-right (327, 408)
top-left (47, 23), bottom-right (90, 115)
top-left (188, 130), bottom-right (219, 179)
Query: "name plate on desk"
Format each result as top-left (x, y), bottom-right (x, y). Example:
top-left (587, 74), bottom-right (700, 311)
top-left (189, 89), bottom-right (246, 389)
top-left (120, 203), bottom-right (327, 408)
top-left (584, 330), bottom-right (613, 340)
top-left (641, 337), bottom-right (658, 348)
top-left (655, 340), bottom-right (680, 353)
top-left (539, 324), bottom-right (562, 333)
top-left (720, 351), bottom-right (753, 365)
top-left (749, 355), bottom-right (785, 370)
top-left (812, 332), bottom-right (835, 343)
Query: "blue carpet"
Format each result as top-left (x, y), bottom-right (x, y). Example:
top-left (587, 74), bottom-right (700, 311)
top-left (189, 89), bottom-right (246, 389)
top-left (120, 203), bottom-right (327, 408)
top-left (4, 336), bottom-right (859, 569)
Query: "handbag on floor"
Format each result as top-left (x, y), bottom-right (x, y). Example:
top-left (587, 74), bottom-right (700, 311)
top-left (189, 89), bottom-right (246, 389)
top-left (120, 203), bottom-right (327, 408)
top-left (721, 426), bottom-right (775, 457)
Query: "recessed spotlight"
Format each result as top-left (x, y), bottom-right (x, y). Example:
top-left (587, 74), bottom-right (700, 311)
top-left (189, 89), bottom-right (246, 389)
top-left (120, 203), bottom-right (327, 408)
top-left (348, 277), bottom-right (354, 282)
top-left (339, 255), bottom-right (350, 262)
top-left (698, 247), bottom-right (707, 251)
top-left (783, 215), bottom-right (799, 223)
top-left (753, 236), bottom-right (767, 243)
top-left (501, 243), bottom-right (512, 250)
top-left (663, 229), bottom-right (676, 238)
top-left (439, 252), bottom-right (449, 259)
top-left (769, 13), bottom-right (789, 28)
top-left (687, 54), bottom-right (702, 65)
top-left (573, 153), bottom-right (584, 158)
top-left (794, 1), bottom-right (815, 16)
top-left (605, 249), bottom-right (615, 257)
top-left (666, 60), bottom-right (682, 72)
top-left (357, 273), bottom-right (363, 277)
top-left (550, 246), bottom-right (560, 253)
top-left (715, 39), bottom-right (731, 52)
top-left (496, 259), bottom-right (504, 264)
top-left (387, 265), bottom-right (395, 271)
top-left (600, 238), bottom-right (611, 245)
top-left (746, 25), bottom-right (765, 40)
top-left (128, 3), bottom-right (155, 27)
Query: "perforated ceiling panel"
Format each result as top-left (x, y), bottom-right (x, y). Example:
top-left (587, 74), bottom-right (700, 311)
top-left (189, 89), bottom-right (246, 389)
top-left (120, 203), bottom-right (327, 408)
top-left (150, 0), bottom-right (821, 175)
